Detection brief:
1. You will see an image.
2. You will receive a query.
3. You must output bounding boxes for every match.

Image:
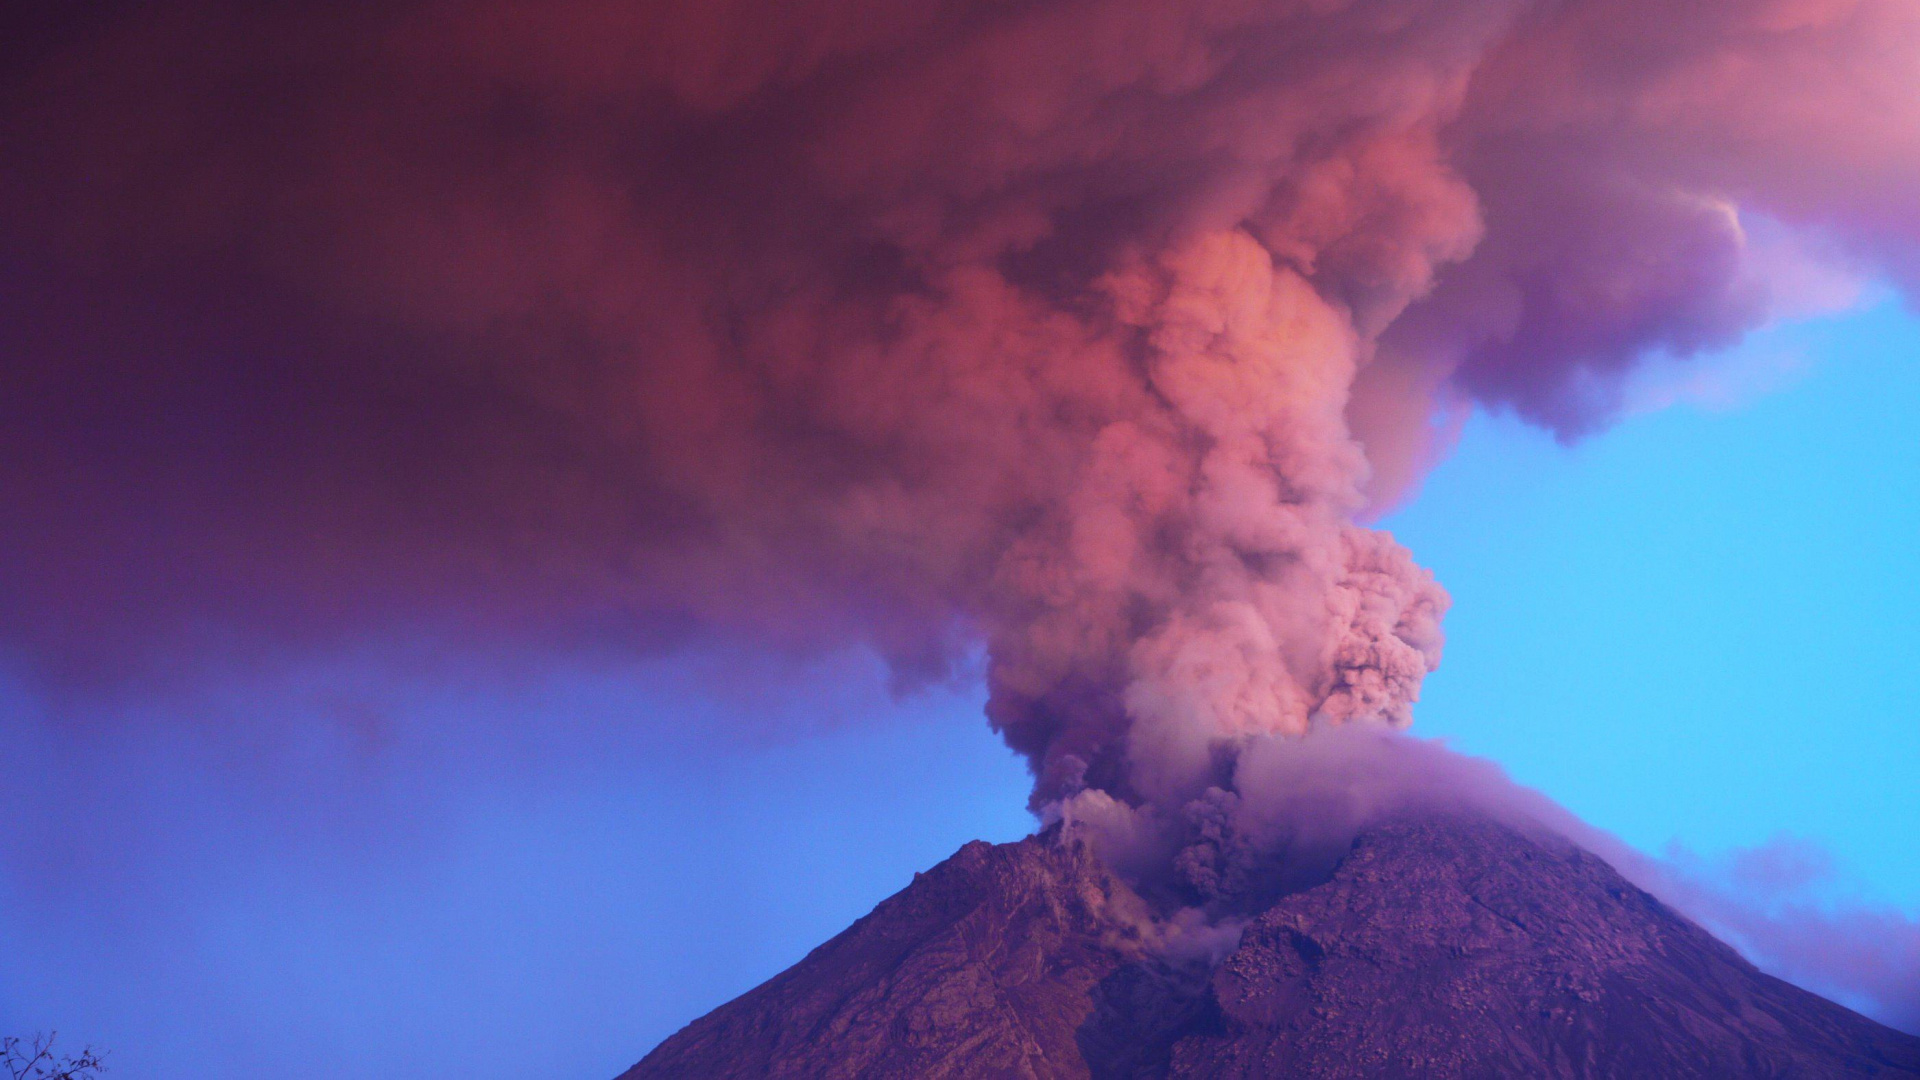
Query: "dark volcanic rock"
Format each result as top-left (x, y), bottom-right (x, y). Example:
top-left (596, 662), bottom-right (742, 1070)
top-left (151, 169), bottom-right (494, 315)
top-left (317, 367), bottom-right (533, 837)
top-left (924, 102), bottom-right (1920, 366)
top-left (620, 815), bottom-right (1920, 1079)
top-left (621, 837), bottom-right (1199, 1079)
top-left (1168, 816), bottom-right (1920, 1078)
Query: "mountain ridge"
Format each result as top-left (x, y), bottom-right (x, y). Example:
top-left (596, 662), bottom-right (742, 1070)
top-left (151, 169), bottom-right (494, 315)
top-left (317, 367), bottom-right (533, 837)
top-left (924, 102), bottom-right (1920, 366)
top-left (619, 812), bottom-right (1920, 1078)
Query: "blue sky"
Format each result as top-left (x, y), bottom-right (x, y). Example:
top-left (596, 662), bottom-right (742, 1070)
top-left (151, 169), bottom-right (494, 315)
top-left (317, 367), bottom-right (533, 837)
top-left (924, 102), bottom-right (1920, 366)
top-left (2, 303), bottom-right (1916, 1079)
top-left (1388, 299), bottom-right (1920, 900)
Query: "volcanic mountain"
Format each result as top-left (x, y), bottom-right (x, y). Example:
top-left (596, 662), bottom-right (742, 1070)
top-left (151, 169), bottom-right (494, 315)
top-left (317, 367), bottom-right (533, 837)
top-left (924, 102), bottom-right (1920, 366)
top-left (619, 813), bottom-right (1920, 1079)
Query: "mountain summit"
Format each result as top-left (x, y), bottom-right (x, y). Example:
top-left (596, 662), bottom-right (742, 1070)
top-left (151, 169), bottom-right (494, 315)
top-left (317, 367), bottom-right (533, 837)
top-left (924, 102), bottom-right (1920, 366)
top-left (619, 814), bottom-right (1920, 1078)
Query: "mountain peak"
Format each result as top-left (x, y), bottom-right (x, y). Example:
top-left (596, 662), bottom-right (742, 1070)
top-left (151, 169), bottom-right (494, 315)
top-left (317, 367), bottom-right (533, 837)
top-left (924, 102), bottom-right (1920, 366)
top-left (621, 812), bottom-right (1920, 1078)
top-left (622, 832), bottom-right (1179, 1079)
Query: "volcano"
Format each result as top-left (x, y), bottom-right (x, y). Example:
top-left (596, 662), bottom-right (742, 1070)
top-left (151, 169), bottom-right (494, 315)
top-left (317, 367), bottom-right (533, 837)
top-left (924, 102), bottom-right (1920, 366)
top-left (619, 814), bottom-right (1920, 1079)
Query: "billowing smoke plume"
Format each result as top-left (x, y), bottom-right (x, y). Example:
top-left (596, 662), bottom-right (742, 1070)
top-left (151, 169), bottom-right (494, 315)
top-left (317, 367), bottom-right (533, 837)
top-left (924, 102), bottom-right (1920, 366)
top-left (4, 0), bottom-right (1920, 894)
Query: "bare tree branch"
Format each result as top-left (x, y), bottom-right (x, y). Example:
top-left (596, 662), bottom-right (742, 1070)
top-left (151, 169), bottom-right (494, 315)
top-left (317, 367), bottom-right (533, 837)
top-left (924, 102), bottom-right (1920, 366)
top-left (2, 1033), bottom-right (105, 1080)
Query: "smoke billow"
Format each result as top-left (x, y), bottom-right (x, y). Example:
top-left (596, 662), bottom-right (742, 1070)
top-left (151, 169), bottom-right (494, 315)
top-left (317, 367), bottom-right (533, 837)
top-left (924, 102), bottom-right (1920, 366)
top-left (6, 0), bottom-right (1505, 796)
top-left (4, 0), bottom-right (1920, 1004)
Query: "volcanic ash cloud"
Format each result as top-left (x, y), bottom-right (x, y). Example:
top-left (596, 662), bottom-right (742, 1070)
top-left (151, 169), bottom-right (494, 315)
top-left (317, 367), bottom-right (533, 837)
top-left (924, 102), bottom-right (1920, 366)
top-left (4, 0), bottom-right (1920, 868)
top-left (983, 230), bottom-right (1448, 818)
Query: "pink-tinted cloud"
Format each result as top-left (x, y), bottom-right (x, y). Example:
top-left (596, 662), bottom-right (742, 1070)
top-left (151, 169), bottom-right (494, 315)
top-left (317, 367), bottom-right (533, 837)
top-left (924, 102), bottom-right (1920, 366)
top-left (1644, 835), bottom-right (1920, 1032)
top-left (1384, 0), bottom-right (1920, 442)
top-left (3, 0), bottom-right (1919, 841)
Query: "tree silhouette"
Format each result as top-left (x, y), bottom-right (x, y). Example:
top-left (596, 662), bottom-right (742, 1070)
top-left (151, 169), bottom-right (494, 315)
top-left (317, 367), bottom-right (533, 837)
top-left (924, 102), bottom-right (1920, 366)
top-left (1, 1034), bottom-right (104, 1080)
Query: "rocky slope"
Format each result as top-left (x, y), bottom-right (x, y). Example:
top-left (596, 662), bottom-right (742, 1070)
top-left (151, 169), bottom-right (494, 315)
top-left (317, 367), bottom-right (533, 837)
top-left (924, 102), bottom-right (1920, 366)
top-left (619, 814), bottom-right (1920, 1078)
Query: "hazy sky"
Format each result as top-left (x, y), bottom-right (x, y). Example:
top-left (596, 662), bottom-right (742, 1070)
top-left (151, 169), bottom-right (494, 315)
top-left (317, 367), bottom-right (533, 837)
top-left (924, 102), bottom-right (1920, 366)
top-left (3, 300), bottom-right (1914, 1080)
